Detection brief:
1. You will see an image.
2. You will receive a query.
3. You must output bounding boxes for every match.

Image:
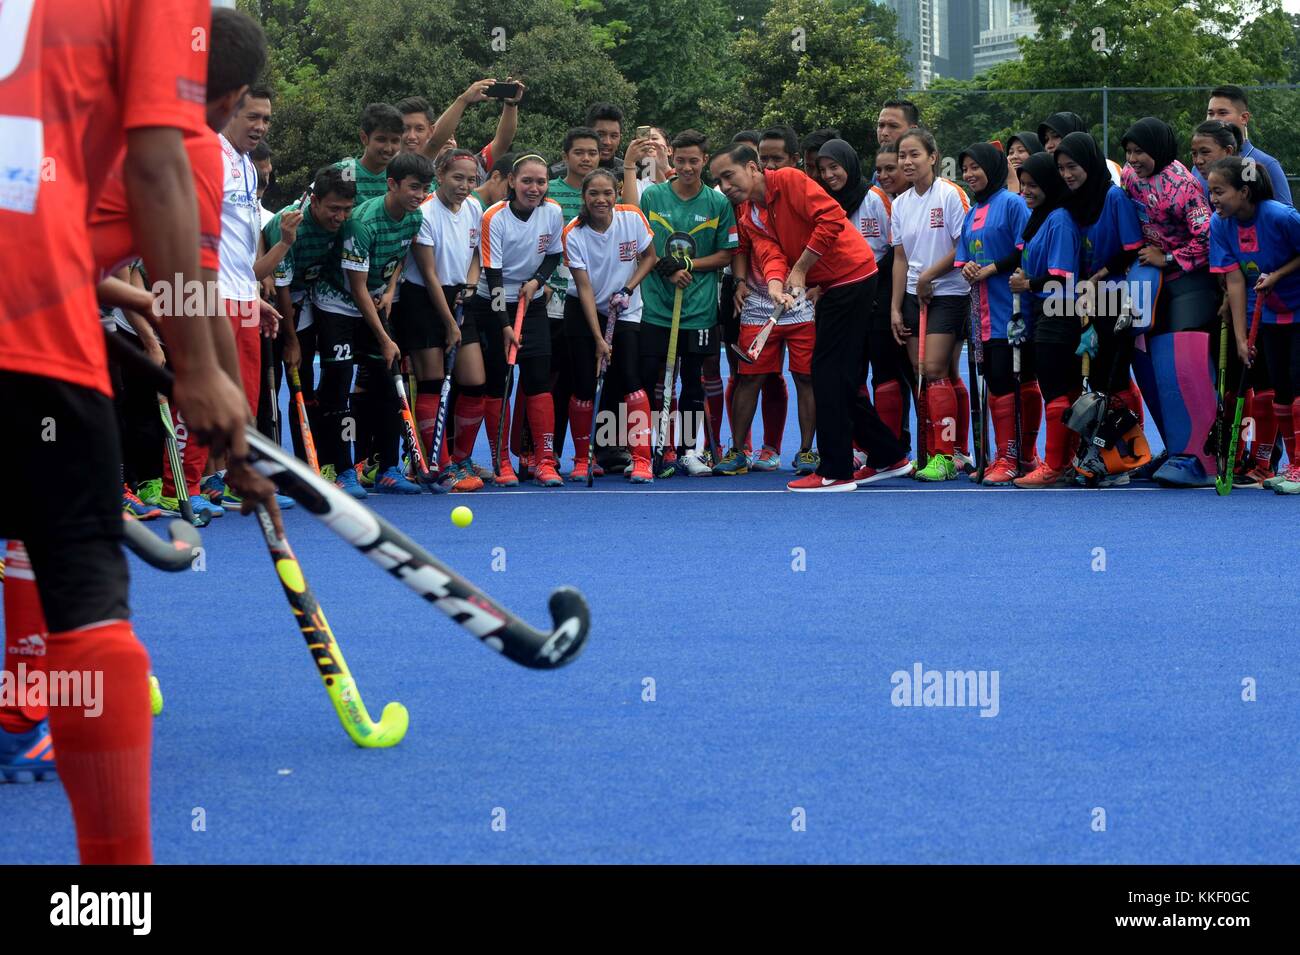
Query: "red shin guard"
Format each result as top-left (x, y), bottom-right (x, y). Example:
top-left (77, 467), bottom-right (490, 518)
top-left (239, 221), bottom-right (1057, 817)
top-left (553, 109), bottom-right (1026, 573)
top-left (1276, 401), bottom-right (1296, 465)
top-left (626, 389), bottom-right (653, 465)
top-left (526, 393), bottom-right (556, 465)
top-left (989, 393), bottom-right (1017, 461)
top-left (452, 393), bottom-right (484, 462)
top-left (568, 397), bottom-right (595, 464)
top-left (875, 379), bottom-right (905, 441)
top-left (928, 378), bottom-right (958, 455)
top-left (1, 541), bottom-right (49, 731)
top-left (1045, 395), bottom-right (1075, 470)
top-left (1251, 390), bottom-right (1278, 464)
top-left (482, 396), bottom-right (507, 469)
top-left (953, 377), bottom-right (970, 454)
top-left (46, 620), bottom-right (153, 864)
top-left (415, 391), bottom-right (440, 462)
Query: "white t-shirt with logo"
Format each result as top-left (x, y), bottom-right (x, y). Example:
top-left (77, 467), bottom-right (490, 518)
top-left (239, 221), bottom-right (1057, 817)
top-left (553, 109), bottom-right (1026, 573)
top-left (850, 185), bottom-right (894, 260)
top-left (560, 205), bottom-right (654, 324)
top-left (890, 177), bottom-right (971, 297)
top-left (475, 198), bottom-right (564, 302)
top-left (403, 193), bottom-right (482, 287)
top-left (218, 133), bottom-right (262, 302)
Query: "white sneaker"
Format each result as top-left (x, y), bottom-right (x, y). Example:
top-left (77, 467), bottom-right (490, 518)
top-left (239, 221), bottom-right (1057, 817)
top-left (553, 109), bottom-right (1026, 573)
top-left (953, 451), bottom-right (976, 474)
top-left (681, 448), bottom-right (713, 477)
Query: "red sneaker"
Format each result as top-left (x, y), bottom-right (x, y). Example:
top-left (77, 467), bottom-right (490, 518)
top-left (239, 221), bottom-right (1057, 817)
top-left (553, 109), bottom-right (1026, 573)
top-left (568, 458), bottom-right (590, 482)
top-left (852, 457), bottom-right (913, 485)
top-left (534, 461), bottom-right (563, 487)
top-left (787, 473), bottom-right (856, 492)
top-left (1012, 463), bottom-right (1067, 489)
top-left (980, 457), bottom-right (1019, 486)
top-left (494, 459), bottom-right (520, 487)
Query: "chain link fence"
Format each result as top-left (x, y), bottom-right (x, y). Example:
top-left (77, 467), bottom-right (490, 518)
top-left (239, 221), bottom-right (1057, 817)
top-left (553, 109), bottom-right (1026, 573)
top-left (903, 84), bottom-right (1300, 192)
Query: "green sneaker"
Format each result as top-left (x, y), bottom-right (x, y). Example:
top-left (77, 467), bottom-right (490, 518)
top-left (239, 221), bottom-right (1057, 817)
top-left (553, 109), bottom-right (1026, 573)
top-left (1272, 464), bottom-right (1300, 494)
top-left (136, 477), bottom-right (163, 507)
top-left (712, 447), bottom-right (750, 476)
top-left (321, 464), bottom-right (338, 483)
top-left (156, 495), bottom-right (182, 517)
top-left (793, 449), bottom-right (820, 475)
top-left (915, 453), bottom-right (957, 482)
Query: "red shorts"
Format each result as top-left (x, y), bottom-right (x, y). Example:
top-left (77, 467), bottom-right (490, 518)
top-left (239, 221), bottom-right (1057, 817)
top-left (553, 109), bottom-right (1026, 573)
top-left (737, 321), bottom-right (814, 376)
top-left (225, 297), bottom-right (261, 418)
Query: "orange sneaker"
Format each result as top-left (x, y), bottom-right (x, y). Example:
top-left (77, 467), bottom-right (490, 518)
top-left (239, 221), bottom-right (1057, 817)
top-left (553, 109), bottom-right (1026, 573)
top-left (568, 458), bottom-right (591, 482)
top-left (534, 460), bottom-right (563, 487)
top-left (494, 459), bottom-right (519, 487)
top-left (981, 457), bottom-right (1019, 486)
top-left (1013, 463), bottom-right (1068, 488)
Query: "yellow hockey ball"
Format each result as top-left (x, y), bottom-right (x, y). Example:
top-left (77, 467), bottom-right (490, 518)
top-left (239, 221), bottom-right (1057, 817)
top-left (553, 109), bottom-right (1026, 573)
top-left (451, 505), bottom-right (473, 528)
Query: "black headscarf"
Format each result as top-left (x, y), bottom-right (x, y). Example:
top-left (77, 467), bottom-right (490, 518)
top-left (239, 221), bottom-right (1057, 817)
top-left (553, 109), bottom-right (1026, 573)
top-left (817, 139), bottom-right (870, 215)
top-left (1056, 131), bottom-right (1112, 228)
top-left (1008, 131), bottom-right (1044, 156)
top-left (1038, 112), bottom-right (1087, 145)
top-left (1121, 116), bottom-right (1178, 175)
top-left (957, 142), bottom-right (1008, 203)
top-left (1018, 151), bottom-right (1070, 244)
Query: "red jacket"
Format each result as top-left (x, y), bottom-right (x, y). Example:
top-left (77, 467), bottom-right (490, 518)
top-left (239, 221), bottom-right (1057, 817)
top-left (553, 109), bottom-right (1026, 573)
top-left (738, 167), bottom-right (876, 290)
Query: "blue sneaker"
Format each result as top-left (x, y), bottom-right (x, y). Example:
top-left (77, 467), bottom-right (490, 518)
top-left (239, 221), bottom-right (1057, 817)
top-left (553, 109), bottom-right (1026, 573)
top-left (221, 488), bottom-right (295, 511)
top-left (374, 465), bottom-right (422, 494)
top-left (335, 466), bottom-right (368, 499)
top-left (712, 448), bottom-right (751, 476)
top-left (200, 473), bottom-right (226, 504)
top-left (189, 494), bottom-right (224, 519)
top-left (1153, 454), bottom-right (1214, 488)
top-left (0, 719), bottom-right (56, 783)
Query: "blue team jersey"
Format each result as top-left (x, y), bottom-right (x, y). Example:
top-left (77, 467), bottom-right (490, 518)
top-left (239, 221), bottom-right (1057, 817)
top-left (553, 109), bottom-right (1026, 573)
top-left (1079, 186), bottom-right (1143, 277)
top-left (1209, 199), bottom-right (1300, 324)
top-left (955, 190), bottom-right (1029, 340)
top-left (1019, 208), bottom-right (1080, 306)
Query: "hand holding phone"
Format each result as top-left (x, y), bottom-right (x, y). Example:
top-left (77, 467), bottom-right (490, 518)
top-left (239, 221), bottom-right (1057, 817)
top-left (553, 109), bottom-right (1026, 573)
top-left (486, 82), bottom-right (523, 101)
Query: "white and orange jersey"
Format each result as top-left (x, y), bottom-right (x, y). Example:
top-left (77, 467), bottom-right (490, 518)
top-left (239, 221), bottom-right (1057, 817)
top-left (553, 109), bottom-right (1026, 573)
top-left (561, 204), bottom-right (654, 324)
top-left (475, 197), bottom-right (564, 302)
top-left (849, 185), bottom-right (893, 260)
top-left (890, 177), bottom-right (971, 298)
top-left (403, 192), bottom-right (482, 287)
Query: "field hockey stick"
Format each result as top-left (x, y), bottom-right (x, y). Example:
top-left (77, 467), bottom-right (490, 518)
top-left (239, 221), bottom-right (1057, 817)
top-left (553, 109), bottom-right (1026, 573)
top-left (157, 394), bottom-right (209, 527)
top-left (391, 357), bottom-right (437, 488)
top-left (122, 512), bottom-right (201, 572)
top-left (1213, 309), bottom-right (1231, 487)
top-left (729, 302), bottom-right (786, 364)
top-left (495, 297), bottom-right (528, 474)
top-left (253, 504), bottom-right (408, 747)
top-left (587, 299), bottom-right (623, 487)
top-left (263, 334), bottom-right (281, 445)
top-left (427, 302), bottom-right (464, 471)
top-left (109, 331), bottom-right (591, 668)
top-left (654, 232), bottom-right (696, 472)
top-left (1217, 297), bottom-right (1264, 496)
top-left (968, 274), bottom-right (986, 481)
top-left (286, 365), bottom-right (319, 472)
top-left (1011, 292), bottom-right (1023, 475)
top-left (915, 300), bottom-right (930, 469)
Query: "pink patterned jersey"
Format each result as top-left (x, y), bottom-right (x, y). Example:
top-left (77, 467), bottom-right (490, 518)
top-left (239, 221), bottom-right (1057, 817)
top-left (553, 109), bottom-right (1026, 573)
top-left (1121, 160), bottom-right (1211, 272)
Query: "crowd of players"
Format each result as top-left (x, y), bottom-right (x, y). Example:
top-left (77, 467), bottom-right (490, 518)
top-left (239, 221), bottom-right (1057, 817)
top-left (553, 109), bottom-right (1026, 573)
top-left (4, 0), bottom-right (1300, 865)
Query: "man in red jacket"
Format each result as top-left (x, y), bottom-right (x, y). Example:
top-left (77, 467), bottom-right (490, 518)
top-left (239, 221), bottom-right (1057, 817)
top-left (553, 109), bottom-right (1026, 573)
top-left (710, 144), bottom-right (910, 490)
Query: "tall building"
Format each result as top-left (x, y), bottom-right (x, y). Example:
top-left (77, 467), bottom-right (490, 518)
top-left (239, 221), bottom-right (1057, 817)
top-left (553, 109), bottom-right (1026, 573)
top-left (974, 0), bottom-right (1037, 75)
top-left (887, 0), bottom-right (983, 89)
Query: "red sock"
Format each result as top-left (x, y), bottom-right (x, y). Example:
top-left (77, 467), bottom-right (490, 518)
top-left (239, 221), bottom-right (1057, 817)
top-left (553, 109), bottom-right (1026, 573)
top-left (1291, 397), bottom-right (1300, 465)
top-left (761, 374), bottom-right (788, 453)
top-left (415, 390), bottom-right (440, 462)
top-left (526, 393), bottom-right (556, 466)
top-left (1020, 381), bottom-right (1043, 464)
top-left (704, 373), bottom-right (724, 450)
top-left (989, 393), bottom-right (1017, 462)
top-left (46, 620), bottom-right (153, 864)
top-left (568, 397), bottom-right (594, 466)
top-left (1251, 389), bottom-right (1278, 465)
top-left (1116, 379), bottom-right (1145, 426)
top-left (875, 379), bottom-right (905, 441)
top-left (482, 396), bottom-right (507, 469)
top-left (1045, 395), bottom-right (1075, 470)
top-left (1, 541), bottom-right (49, 733)
top-left (928, 378), bottom-right (957, 454)
top-left (161, 409), bottom-right (211, 499)
top-left (953, 377), bottom-right (970, 455)
top-left (625, 389), bottom-right (653, 462)
top-left (452, 393), bottom-right (484, 462)
top-left (1275, 401), bottom-right (1296, 464)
